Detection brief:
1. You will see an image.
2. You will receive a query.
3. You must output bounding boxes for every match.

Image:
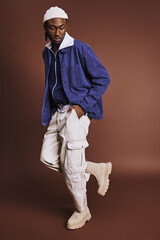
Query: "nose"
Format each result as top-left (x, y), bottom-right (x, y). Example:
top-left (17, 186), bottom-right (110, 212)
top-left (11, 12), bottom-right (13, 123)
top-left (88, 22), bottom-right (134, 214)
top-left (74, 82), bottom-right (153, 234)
top-left (55, 28), bottom-right (60, 36)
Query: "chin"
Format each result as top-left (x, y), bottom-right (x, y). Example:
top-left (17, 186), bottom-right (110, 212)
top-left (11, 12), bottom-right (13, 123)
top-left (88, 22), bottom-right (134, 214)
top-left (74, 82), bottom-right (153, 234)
top-left (53, 42), bottom-right (61, 46)
top-left (53, 39), bottom-right (62, 45)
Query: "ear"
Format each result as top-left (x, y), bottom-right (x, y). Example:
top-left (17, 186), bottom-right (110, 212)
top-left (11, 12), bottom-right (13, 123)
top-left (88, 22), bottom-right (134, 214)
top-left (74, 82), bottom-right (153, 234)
top-left (43, 22), bottom-right (48, 31)
top-left (65, 19), bottom-right (68, 30)
top-left (65, 24), bottom-right (68, 33)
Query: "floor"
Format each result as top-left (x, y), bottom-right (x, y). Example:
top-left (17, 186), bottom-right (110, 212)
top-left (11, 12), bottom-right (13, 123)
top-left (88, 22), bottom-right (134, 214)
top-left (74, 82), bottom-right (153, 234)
top-left (0, 169), bottom-right (160, 240)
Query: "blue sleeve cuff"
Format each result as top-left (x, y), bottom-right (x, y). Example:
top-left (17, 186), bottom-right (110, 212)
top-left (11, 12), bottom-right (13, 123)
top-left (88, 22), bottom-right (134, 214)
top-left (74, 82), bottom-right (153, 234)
top-left (79, 101), bottom-right (88, 114)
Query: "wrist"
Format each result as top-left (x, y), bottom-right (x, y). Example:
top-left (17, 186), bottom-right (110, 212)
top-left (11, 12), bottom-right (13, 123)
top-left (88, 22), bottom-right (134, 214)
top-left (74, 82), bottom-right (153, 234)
top-left (79, 104), bottom-right (86, 114)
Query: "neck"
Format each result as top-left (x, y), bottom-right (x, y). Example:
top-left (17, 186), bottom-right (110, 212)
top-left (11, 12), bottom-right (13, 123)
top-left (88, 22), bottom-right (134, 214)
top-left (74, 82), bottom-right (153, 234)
top-left (51, 44), bottom-right (59, 53)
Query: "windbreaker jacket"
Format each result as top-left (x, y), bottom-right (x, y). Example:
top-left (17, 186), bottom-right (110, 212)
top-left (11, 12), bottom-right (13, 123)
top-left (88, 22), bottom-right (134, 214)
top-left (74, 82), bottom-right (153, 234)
top-left (41, 32), bottom-right (111, 126)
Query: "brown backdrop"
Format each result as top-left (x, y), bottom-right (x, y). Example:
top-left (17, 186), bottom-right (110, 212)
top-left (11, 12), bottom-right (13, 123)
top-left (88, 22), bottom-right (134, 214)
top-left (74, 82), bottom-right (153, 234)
top-left (1, 0), bottom-right (160, 239)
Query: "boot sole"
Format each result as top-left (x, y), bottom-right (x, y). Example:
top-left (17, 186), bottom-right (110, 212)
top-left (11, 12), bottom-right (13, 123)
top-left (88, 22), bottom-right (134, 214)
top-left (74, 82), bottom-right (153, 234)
top-left (98, 162), bottom-right (112, 196)
top-left (66, 210), bottom-right (91, 230)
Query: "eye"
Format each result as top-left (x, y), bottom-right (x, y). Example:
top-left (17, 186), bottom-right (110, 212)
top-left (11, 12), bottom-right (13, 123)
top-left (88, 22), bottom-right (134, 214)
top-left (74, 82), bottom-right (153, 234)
top-left (49, 26), bottom-right (56, 30)
top-left (59, 26), bottom-right (65, 30)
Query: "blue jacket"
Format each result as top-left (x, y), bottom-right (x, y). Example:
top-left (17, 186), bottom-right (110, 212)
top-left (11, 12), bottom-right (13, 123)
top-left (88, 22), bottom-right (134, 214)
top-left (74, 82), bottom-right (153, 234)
top-left (42, 32), bottom-right (111, 126)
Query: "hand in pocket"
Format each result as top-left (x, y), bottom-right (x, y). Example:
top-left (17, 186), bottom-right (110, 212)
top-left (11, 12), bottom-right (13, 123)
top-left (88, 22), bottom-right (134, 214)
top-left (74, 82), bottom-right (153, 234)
top-left (68, 105), bottom-right (85, 118)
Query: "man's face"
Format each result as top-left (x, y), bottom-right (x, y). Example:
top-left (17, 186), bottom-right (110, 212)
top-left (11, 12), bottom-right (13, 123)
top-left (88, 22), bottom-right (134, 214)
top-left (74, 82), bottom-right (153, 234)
top-left (44, 18), bottom-right (67, 45)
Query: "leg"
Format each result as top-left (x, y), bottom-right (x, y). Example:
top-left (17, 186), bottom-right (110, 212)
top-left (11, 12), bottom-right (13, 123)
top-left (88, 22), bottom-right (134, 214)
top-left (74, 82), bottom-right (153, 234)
top-left (67, 195), bottom-right (91, 230)
top-left (59, 109), bottom-right (91, 229)
top-left (40, 111), bottom-right (62, 172)
top-left (86, 161), bottom-right (112, 196)
top-left (59, 109), bottom-right (91, 211)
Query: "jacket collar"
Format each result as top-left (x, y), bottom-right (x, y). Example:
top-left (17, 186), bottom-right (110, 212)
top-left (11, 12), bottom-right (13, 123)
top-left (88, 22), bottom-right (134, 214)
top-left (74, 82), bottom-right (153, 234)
top-left (45, 32), bottom-right (74, 52)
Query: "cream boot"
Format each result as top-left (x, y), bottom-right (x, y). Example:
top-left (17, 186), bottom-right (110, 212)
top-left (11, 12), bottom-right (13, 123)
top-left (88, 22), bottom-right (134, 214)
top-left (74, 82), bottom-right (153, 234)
top-left (86, 161), bottom-right (112, 196)
top-left (66, 195), bottom-right (91, 230)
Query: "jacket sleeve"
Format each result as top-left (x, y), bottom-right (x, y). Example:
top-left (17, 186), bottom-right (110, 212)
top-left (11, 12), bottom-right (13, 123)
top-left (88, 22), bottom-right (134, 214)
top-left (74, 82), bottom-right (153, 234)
top-left (78, 43), bottom-right (111, 113)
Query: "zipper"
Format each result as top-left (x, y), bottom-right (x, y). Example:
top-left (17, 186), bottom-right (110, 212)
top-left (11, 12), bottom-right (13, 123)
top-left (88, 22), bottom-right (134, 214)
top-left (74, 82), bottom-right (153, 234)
top-left (50, 49), bottom-right (58, 101)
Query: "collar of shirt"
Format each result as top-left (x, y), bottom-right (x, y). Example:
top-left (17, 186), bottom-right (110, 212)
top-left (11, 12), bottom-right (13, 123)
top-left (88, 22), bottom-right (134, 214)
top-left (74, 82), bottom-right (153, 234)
top-left (45, 32), bottom-right (74, 52)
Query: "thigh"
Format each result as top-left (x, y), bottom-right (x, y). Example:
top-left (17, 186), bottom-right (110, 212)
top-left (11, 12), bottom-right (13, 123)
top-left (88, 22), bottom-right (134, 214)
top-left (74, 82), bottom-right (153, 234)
top-left (59, 109), bottom-right (90, 173)
top-left (60, 109), bottom-right (90, 142)
top-left (79, 114), bottom-right (91, 137)
top-left (40, 112), bottom-right (61, 165)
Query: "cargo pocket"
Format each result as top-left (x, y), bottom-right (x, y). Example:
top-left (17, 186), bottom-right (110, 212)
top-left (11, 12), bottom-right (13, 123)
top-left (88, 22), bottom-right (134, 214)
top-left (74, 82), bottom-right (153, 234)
top-left (67, 139), bottom-right (89, 150)
top-left (64, 139), bottom-right (89, 174)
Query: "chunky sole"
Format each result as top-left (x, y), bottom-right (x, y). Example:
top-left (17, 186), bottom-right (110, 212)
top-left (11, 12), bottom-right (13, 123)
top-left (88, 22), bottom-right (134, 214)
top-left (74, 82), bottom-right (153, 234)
top-left (66, 210), bottom-right (91, 230)
top-left (98, 162), bottom-right (112, 196)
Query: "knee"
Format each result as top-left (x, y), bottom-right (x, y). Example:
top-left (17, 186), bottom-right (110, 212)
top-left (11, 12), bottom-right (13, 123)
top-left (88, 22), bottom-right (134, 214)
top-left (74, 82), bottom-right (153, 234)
top-left (40, 148), bottom-right (58, 165)
top-left (40, 151), bottom-right (46, 163)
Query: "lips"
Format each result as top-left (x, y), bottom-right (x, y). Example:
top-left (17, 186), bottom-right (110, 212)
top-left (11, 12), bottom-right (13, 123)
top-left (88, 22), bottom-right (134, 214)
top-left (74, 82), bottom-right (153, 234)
top-left (54, 37), bottom-right (61, 42)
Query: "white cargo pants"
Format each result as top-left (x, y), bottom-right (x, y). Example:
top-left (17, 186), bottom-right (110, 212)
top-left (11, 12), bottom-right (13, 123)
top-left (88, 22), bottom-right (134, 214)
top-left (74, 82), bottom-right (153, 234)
top-left (40, 109), bottom-right (91, 212)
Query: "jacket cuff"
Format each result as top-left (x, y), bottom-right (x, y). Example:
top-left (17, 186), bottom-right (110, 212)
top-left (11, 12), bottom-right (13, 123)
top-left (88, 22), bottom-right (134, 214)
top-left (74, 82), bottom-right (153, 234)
top-left (79, 101), bottom-right (89, 113)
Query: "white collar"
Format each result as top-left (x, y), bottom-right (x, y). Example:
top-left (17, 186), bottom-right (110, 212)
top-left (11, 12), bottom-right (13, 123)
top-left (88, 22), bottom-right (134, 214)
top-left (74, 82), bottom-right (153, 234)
top-left (45, 32), bottom-right (74, 51)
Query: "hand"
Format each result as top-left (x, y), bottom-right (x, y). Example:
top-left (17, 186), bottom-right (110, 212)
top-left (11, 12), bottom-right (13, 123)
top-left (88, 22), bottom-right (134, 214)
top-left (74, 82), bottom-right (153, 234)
top-left (68, 105), bottom-right (85, 118)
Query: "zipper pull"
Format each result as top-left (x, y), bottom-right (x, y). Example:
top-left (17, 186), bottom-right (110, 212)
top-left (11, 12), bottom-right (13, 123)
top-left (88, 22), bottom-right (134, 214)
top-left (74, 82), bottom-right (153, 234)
top-left (54, 51), bottom-right (57, 60)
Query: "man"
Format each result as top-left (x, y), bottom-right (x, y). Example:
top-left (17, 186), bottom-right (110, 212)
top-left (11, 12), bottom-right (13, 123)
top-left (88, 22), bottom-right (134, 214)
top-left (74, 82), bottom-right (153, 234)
top-left (40, 6), bottom-right (112, 230)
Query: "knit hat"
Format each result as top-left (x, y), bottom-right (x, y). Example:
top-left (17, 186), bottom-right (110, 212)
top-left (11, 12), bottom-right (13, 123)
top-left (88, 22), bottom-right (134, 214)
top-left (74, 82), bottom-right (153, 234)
top-left (43, 6), bottom-right (68, 23)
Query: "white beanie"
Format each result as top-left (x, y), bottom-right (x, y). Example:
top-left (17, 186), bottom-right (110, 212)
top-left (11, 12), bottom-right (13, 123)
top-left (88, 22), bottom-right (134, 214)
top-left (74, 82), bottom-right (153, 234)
top-left (43, 6), bottom-right (68, 23)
